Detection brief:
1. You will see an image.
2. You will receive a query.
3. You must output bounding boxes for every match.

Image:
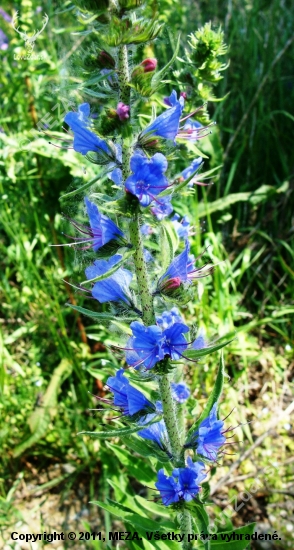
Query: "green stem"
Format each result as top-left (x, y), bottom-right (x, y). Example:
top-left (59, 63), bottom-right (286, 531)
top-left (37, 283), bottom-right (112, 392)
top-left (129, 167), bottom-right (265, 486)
top-left (117, 37), bottom-right (193, 546)
top-left (118, 45), bottom-right (130, 106)
top-left (180, 508), bottom-right (193, 550)
top-left (129, 216), bottom-right (155, 325)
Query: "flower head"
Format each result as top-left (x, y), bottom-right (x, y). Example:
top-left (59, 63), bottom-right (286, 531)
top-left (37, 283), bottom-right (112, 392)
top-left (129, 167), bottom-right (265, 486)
top-left (125, 151), bottom-right (168, 207)
top-left (171, 213), bottom-right (190, 239)
top-left (64, 103), bottom-right (111, 157)
top-left (185, 403), bottom-right (226, 461)
top-left (150, 194), bottom-right (173, 220)
top-left (125, 321), bottom-right (165, 370)
top-left (106, 369), bottom-right (155, 417)
top-left (85, 254), bottom-right (132, 305)
top-left (182, 157), bottom-right (203, 180)
top-left (71, 197), bottom-right (124, 251)
top-left (156, 458), bottom-right (206, 506)
top-left (156, 307), bottom-right (184, 329)
top-left (141, 91), bottom-right (184, 144)
top-left (138, 419), bottom-right (170, 454)
top-left (158, 241), bottom-right (214, 295)
top-left (162, 323), bottom-right (189, 360)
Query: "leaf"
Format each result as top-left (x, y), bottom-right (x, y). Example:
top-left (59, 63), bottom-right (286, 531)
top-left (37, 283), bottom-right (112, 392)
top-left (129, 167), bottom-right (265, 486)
top-left (210, 523), bottom-right (256, 549)
top-left (106, 443), bottom-right (155, 483)
top-left (67, 304), bottom-right (139, 322)
top-left (185, 337), bottom-right (234, 360)
top-left (13, 359), bottom-right (72, 457)
top-left (151, 34), bottom-right (181, 91)
top-left (124, 435), bottom-right (171, 463)
top-left (186, 352), bottom-right (224, 441)
top-left (78, 422), bottom-right (158, 439)
top-left (59, 173), bottom-right (106, 200)
top-left (188, 502), bottom-right (210, 550)
top-left (159, 222), bottom-right (179, 269)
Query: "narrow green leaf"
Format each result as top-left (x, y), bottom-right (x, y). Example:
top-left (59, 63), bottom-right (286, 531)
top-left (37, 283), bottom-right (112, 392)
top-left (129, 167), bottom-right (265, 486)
top-left (185, 337), bottom-right (234, 360)
top-left (67, 304), bottom-right (138, 322)
top-left (13, 359), bottom-right (72, 457)
top-left (59, 173), bottom-right (106, 200)
top-left (78, 422), bottom-right (158, 439)
top-left (210, 523), bottom-right (256, 549)
top-left (188, 501), bottom-right (210, 550)
top-left (151, 34), bottom-right (181, 90)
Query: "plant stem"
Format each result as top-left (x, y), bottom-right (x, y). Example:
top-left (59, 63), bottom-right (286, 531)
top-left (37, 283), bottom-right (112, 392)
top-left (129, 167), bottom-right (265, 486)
top-left (180, 508), bottom-right (193, 550)
top-left (118, 38), bottom-right (192, 544)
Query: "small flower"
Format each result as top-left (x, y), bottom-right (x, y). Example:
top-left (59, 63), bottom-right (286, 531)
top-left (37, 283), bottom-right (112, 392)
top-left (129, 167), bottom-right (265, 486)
top-left (76, 197), bottom-right (124, 251)
top-left (150, 194), bottom-right (173, 220)
top-left (106, 369), bottom-right (155, 417)
top-left (125, 151), bottom-right (168, 207)
top-left (158, 241), bottom-right (214, 294)
top-left (140, 91), bottom-right (184, 144)
top-left (161, 323), bottom-right (189, 360)
top-left (85, 254), bottom-right (133, 305)
top-left (171, 213), bottom-right (190, 239)
top-left (182, 157), bottom-right (203, 180)
top-left (125, 321), bottom-right (165, 370)
top-left (156, 458), bottom-right (206, 506)
top-left (138, 419), bottom-right (170, 454)
top-left (185, 403), bottom-right (226, 461)
top-left (116, 102), bottom-right (130, 121)
top-left (155, 470), bottom-right (180, 505)
top-left (171, 382), bottom-right (190, 403)
top-left (64, 103), bottom-right (111, 157)
top-left (191, 328), bottom-right (206, 350)
top-left (156, 307), bottom-right (184, 329)
top-left (178, 118), bottom-right (213, 142)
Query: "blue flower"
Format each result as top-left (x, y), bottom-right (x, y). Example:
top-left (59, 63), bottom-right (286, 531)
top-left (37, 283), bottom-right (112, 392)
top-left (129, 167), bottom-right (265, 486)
top-left (109, 167), bottom-right (122, 186)
top-left (150, 195), bottom-right (173, 220)
top-left (138, 419), bottom-right (170, 453)
top-left (182, 157), bottom-right (203, 180)
top-left (125, 152), bottom-right (168, 207)
top-left (178, 118), bottom-right (205, 142)
top-left (141, 91), bottom-right (184, 144)
top-left (76, 197), bottom-right (124, 251)
top-left (171, 382), bottom-right (190, 403)
top-left (158, 241), bottom-right (214, 293)
top-left (155, 470), bottom-right (181, 505)
top-left (156, 458), bottom-right (206, 506)
top-left (106, 369), bottom-right (155, 417)
top-left (156, 308), bottom-right (184, 329)
top-left (162, 323), bottom-right (189, 360)
top-left (186, 403), bottom-right (226, 461)
top-left (85, 254), bottom-right (132, 305)
top-left (171, 213), bottom-right (190, 239)
top-left (191, 328), bottom-right (206, 350)
top-left (125, 322), bottom-right (165, 370)
top-left (64, 103), bottom-right (111, 156)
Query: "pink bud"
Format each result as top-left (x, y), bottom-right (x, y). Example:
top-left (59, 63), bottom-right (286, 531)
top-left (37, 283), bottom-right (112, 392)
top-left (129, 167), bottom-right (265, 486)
top-left (116, 102), bottom-right (130, 121)
top-left (180, 91), bottom-right (187, 100)
top-left (140, 58), bottom-right (157, 73)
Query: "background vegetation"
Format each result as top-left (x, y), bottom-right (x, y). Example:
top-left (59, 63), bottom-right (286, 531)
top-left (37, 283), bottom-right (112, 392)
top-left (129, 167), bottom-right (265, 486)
top-left (0, 0), bottom-right (293, 547)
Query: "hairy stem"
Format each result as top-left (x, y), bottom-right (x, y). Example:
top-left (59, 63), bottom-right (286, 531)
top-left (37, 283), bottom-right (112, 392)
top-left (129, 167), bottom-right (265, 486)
top-left (180, 508), bottom-right (193, 550)
top-left (118, 38), bottom-right (192, 542)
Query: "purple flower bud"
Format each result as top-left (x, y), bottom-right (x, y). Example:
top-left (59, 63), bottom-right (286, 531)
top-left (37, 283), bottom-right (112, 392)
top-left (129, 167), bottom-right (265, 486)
top-left (140, 58), bottom-right (157, 72)
top-left (116, 102), bottom-right (130, 121)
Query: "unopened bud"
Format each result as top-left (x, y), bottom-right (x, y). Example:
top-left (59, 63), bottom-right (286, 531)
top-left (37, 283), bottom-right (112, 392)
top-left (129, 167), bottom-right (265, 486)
top-left (140, 58), bottom-right (157, 73)
top-left (116, 102), bottom-right (130, 121)
top-left (97, 50), bottom-right (115, 69)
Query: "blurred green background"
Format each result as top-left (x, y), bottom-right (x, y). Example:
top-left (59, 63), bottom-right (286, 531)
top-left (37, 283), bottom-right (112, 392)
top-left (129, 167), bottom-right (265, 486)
top-left (0, 0), bottom-right (293, 547)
